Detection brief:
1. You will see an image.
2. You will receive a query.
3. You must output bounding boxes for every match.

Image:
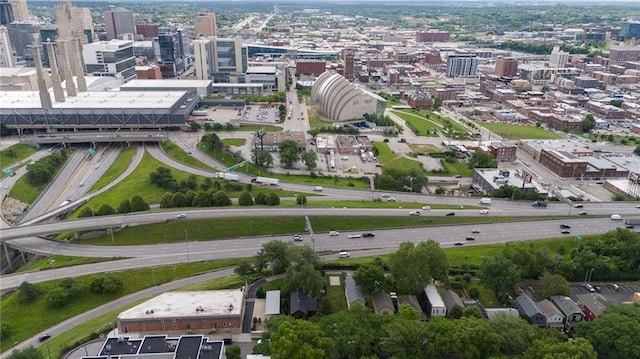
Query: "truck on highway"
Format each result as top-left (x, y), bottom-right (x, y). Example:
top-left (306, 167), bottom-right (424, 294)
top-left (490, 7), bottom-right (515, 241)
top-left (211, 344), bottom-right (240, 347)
top-left (532, 200), bottom-right (548, 208)
top-left (478, 197), bottom-right (492, 205)
top-left (625, 218), bottom-right (640, 226)
top-left (215, 172), bottom-right (239, 181)
top-left (252, 176), bottom-right (279, 186)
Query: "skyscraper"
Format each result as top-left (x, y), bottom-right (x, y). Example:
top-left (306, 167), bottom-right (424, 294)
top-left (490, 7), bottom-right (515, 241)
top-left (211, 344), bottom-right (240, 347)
top-left (0, 25), bottom-right (14, 67)
top-left (83, 40), bottom-right (136, 82)
top-left (549, 46), bottom-right (569, 68)
top-left (495, 56), bottom-right (518, 77)
top-left (446, 53), bottom-right (478, 78)
top-left (7, 20), bottom-right (39, 62)
top-left (212, 37), bottom-right (245, 73)
top-left (343, 50), bottom-right (354, 81)
top-left (195, 13), bottom-right (216, 37)
top-left (104, 7), bottom-right (135, 40)
top-left (153, 26), bottom-right (184, 78)
top-left (619, 21), bottom-right (640, 41)
top-left (0, 0), bottom-right (14, 25)
top-left (8, 0), bottom-right (28, 21)
top-left (193, 38), bottom-right (213, 80)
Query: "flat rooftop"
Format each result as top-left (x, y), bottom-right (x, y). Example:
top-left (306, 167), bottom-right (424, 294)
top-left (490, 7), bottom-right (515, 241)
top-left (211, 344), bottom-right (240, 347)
top-left (120, 79), bottom-right (212, 88)
top-left (0, 90), bottom-right (188, 109)
top-left (0, 67), bottom-right (37, 77)
top-left (118, 290), bottom-right (244, 320)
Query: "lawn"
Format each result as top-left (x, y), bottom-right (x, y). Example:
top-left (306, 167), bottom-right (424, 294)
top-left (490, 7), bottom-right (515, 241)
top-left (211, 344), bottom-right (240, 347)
top-left (74, 150), bottom-right (210, 216)
top-left (8, 174), bottom-right (41, 204)
top-left (392, 110), bottom-right (440, 137)
top-left (422, 111), bottom-right (470, 135)
top-left (0, 258), bottom-right (239, 354)
top-left (89, 146), bottom-right (136, 192)
top-left (428, 161), bottom-right (474, 177)
top-left (0, 143), bottom-right (38, 170)
top-left (14, 255), bottom-right (119, 273)
top-left (72, 215), bottom-right (556, 246)
top-left (479, 123), bottom-right (562, 140)
top-left (221, 138), bottom-right (247, 146)
top-left (384, 157), bottom-right (426, 174)
top-left (326, 276), bottom-right (347, 313)
top-left (236, 125), bottom-right (283, 132)
top-left (373, 142), bottom-right (395, 163)
top-left (161, 141), bottom-right (212, 170)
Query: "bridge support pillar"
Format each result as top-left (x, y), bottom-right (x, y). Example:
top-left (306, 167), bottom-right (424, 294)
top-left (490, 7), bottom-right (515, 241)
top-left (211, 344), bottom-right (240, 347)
top-left (2, 242), bottom-right (13, 270)
top-left (74, 231), bottom-right (79, 240)
top-left (19, 249), bottom-right (26, 264)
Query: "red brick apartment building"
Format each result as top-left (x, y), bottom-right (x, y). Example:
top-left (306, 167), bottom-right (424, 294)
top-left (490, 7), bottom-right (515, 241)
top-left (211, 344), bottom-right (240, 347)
top-left (416, 30), bottom-right (450, 42)
top-left (495, 57), bottom-right (518, 77)
top-left (296, 60), bottom-right (326, 75)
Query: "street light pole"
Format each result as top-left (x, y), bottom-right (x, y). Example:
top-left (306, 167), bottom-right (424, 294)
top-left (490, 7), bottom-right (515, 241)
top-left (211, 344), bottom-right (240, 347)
top-left (108, 228), bottom-right (115, 245)
top-left (184, 229), bottom-right (189, 262)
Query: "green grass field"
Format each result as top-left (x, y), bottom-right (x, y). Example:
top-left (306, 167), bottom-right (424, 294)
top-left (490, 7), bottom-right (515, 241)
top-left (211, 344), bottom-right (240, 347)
top-left (8, 175), bottom-right (41, 204)
top-left (479, 123), bottom-right (563, 140)
top-left (428, 161), bottom-right (474, 177)
top-left (0, 144), bottom-right (38, 171)
top-left (392, 110), bottom-right (440, 137)
top-left (15, 255), bottom-right (119, 273)
top-left (326, 276), bottom-right (347, 313)
top-left (236, 125), bottom-right (283, 132)
top-left (373, 142), bottom-right (395, 163)
top-left (221, 138), bottom-right (247, 146)
top-left (0, 259), bottom-right (239, 354)
top-left (160, 141), bottom-right (212, 170)
top-left (89, 146), bottom-right (136, 192)
top-left (384, 157), bottom-right (426, 174)
top-left (422, 111), bottom-right (470, 135)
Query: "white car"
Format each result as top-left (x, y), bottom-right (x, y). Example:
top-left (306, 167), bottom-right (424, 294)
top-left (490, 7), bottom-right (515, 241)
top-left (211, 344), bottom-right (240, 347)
top-left (381, 193), bottom-right (389, 198)
top-left (338, 251), bottom-right (351, 258)
top-left (471, 228), bottom-right (481, 234)
top-left (422, 205), bottom-right (431, 210)
top-left (347, 234), bottom-right (362, 239)
top-left (329, 231), bottom-right (340, 236)
top-left (387, 197), bottom-right (397, 202)
top-left (610, 214), bottom-right (623, 220)
top-left (409, 211), bottom-right (420, 216)
top-left (176, 213), bottom-right (186, 218)
top-left (636, 204), bottom-right (640, 208)
top-left (479, 209), bottom-right (489, 214)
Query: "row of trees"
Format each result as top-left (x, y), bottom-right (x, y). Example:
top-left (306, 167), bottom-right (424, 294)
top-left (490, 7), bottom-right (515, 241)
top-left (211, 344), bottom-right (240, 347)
top-left (374, 167), bottom-right (428, 192)
top-left (158, 190), bottom-right (282, 208)
top-left (77, 195), bottom-right (150, 218)
top-left (251, 140), bottom-right (318, 170)
top-left (26, 150), bottom-right (68, 186)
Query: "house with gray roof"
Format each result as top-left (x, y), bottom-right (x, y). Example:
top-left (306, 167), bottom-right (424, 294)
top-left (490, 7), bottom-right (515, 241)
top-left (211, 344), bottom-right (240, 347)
top-left (551, 295), bottom-right (584, 331)
top-left (537, 299), bottom-right (565, 331)
top-left (344, 276), bottom-right (366, 309)
top-left (514, 294), bottom-right (547, 328)
top-left (441, 290), bottom-right (464, 316)
top-left (290, 291), bottom-right (317, 320)
top-left (397, 295), bottom-right (426, 321)
top-left (575, 293), bottom-right (607, 322)
top-left (372, 291), bottom-right (394, 315)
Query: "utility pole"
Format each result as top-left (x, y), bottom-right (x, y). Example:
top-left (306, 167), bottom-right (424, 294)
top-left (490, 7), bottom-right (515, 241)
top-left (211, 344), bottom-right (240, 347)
top-left (305, 216), bottom-right (316, 252)
top-left (184, 229), bottom-right (189, 262)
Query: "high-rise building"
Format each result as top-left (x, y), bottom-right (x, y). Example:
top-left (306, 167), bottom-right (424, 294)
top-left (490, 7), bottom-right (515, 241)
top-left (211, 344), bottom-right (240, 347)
top-left (8, 0), bottom-right (28, 20)
top-left (55, 0), bottom-right (86, 92)
top-left (135, 24), bottom-right (158, 40)
top-left (153, 26), bottom-right (185, 78)
top-left (193, 38), bottom-right (213, 80)
top-left (416, 30), bottom-right (450, 43)
top-left (446, 53), bottom-right (478, 77)
top-left (7, 20), bottom-right (39, 62)
top-left (0, 0), bottom-right (14, 25)
top-left (74, 6), bottom-right (96, 44)
top-left (0, 25), bottom-right (13, 67)
top-left (495, 56), bottom-right (518, 77)
top-left (212, 37), bottom-right (245, 73)
top-left (83, 40), bottom-right (136, 82)
top-left (609, 46), bottom-right (640, 65)
top-left (343, 50), bottom-right (354, 80)
top-left (104, 7), bottom-right (135, 40)
top-left (619, 21), bottom-right (640, 41)
top-left (549, 46), bottom-right (569, 68)
top-left (195, 13), bottom-right (216, 37)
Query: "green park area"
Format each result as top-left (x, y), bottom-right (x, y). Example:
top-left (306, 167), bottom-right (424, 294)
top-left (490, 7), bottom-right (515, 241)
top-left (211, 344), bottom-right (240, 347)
top-left (160, 141), bottom-right (212, 170)
top-left (479, 122), bottom-right (563, 140)
top-left (391, 110), bottom-right (440, 137)
top-left (0, 144), bottom-right (38, 171)
top-left (89, 146), bottom-right (136, 192)
top-left (221, 138), bottom-right (247, 146)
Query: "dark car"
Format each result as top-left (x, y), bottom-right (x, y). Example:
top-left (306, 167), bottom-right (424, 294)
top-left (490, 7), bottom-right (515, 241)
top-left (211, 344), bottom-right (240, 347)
top-left (626, 224), bottom-right (635, 229)
top-left (593, 285), bottom-right (601, 292)
top-left (445, 212), bottom-right (455, 217)
top-left (362, 232), bottom-right (375, 238)
top-left (454, 241), bottom-right (464, 246)
top-left (39, 334), bottom-right (52, 342)
top-left (561, 229), bottom-right (571, 234)
top-left (465, 237), bottom-right (476, 241)
top-left (578, 211), bottom-right (588, 215)
top-left (560, 224), bottom-right (571, 229)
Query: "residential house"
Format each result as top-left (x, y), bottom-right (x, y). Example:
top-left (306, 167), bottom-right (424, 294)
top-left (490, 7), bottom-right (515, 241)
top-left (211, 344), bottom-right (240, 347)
top-left (344, 276), bottom-right (366, 309)
top-left (551, 296), bottom-right (584, 331)
top-left (484, 308), bottom-right (520, 320)
top-left (514, 294), bottom-right (547, 328)
top-left (441, 290), bottom-right (464, 317)
top-left (575, 293), bottom-right (607, 321)
top-left (397, 295), bottom-right (426, 321)
top-left (424, 284), bottom-right (446, 317)
top-left (290, 291), bottom-right (317, 320)
top-left (372, 291), bottom-right (395, 315)
top-left (537, 299), bottom-right (565, 331)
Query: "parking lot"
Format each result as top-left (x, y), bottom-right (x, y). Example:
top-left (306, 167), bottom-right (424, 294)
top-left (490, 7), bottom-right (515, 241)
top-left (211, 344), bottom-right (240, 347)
top-left (242, 105), bottom-right (280, 123)
top-left (570, 282), bottom-right (638, 304)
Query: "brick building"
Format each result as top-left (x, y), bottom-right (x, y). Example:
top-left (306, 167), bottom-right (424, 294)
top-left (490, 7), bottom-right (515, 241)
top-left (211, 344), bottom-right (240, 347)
top-left (488, 142), bottom-right (517, 162)
top-left (135, 65), bottom-right (162, 79)
top-left (416, 30), bottom-right (450, 42)
top-left (407, 91), bottom-right (433, 109)
top-left (495, 57), bottom-right (518, 77)
top-left (296, 60), bottom-right (326, 75)
top-left (609, 46), bottom-right (640, 65)
top-left (538, 149), bottom-right (588, 178)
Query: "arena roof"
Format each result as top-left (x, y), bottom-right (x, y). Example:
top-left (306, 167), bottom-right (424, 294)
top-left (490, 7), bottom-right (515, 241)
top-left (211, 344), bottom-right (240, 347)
top-left (0, 90), bottom-right (189, 109)
top-left (118, 290), bottom-right (244, 320)
top-left (120, 79), bottom-right (212, 89)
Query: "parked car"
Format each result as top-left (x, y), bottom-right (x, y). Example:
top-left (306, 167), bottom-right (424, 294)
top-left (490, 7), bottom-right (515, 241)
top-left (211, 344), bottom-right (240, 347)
top-left (348, 234), bottom-right (362, 239)
top-left (454, 241), bottom-right (464, 246)
top-left (445, 212), bottom-right (455, 217)
top-left (422, 205), bottom-right (431, 210)
top-left (338, 251), bottom-right (351, 258)
top-left (471, 228), bottom-right (481, 234)
top-left (611, 283), bottom-right (620, 291)
top-left (329, 231), bottom-right (340, 236)
top-left (593, 285), bottom-right (601, 292)
top-left (362, 232), bottom-right (375, 238)
top-left (293, 234), bottom-right (303, 242)
top-left (582, 283), bottom-right (595, 292)
top-left (560, 224), bottom-right (571, 229)
top-left (409, 211), bottom-right (420, 216)
top-left (176, 213), bottom-right (187, 218)
top-left (39, 334), bottom-right (52, 342)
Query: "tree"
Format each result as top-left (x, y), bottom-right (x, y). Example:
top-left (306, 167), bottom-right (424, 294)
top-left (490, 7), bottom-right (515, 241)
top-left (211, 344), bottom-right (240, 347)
top-left (238, 192), bottom-right (254, 206)
top-left (488, 314), bottom-right (537, 356)
top-left (46, 287), bottom-right (70, 308)
top-left (634, 145), bottom-right (640, 156)
top-left (478, 256), bottom-right (520, 297)
top-left (225, 345), bottom-right (241, 359)
top-left (193, 191), bottom-right (211, 207)
top-left (536, 272), bottom-right (570, 300)
top-left (576, 304), bottom-right (640, 359)
top-left (252, 149), bottom-right (274, 168)
top-left (279, 140), bottom-right (300, 168)
top-left (435, 186), bottom-right (446, 195)
top-left (211, 191), bottom-right (232, 206)
top-left (18, 281), bottom-right (38, 303)
top-left (353, 261), bottom-right (388, 295)
top-left (300, 150), bottom-right (318, 170)
top-left (160, 192), bottom-right (173, 208)
top-left (318, 306), bottom-right (389, 359)
top-left (130, 195), bottom-right (150, 212)
top-left (6, 346), bottom-right (44, 359)
top-left (610, 99), bottom-right (623, 108)
top-left (96, 204), bottom-right (115, 216)
top-left (77, 207), bottom-right (94, 218)
top-left (296, 194), bottom-right (307, 205)
top-left (265, 192), bottom-right (280, 206)
top-left (118, 199), bottom-right (132, 213)
top-left (521, 338), bottom-right (597, 359)
top-left (462, 306), bottom-right (483, 319)
top-left (446, 305), bottom-right (463, 319)
top-left (1, 322), bottom-right (12, 339)
top-left (447, 317), bottom-right (502, 359)
top-left (285, 263), bottom-right (324, 297)
top-left (382, 316), bottom-right (429, 358)
top-left (468, 150), bottom-right (497, 169)
top-left (582, 114), bottom-right (596, 132)
top-left (269, 317), bottom-right (333, 359)
top-left (254, 192), bottom-right (267, 205)
top-left (255, 241), bottom-right (291, 274)
top-left (432, 97), bottom-right (443, 111)
top-left (388, 241), bottom-right (449, 294)
top-left (90, 276), bottom-right (124, 294)
top-left (170, 192), bottom-right (188, 208)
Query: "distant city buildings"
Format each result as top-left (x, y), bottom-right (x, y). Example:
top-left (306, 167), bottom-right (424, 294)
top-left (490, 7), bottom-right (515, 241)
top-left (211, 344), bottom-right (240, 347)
top-left (619, 21), bottom-right (640, 41)
top-left (195, 12), bottom-right (216, 37)
top-left (104, 7), bottom-right (135, 40)
top-left (0, 26), bottom-right (13, 67)
top-left (446, 53), bottom-right (478, 77)
top-left (495, 56), bottom-right (518, 77)
top-left (416, 30), bottom-right (450, 42)
top-left (549, 46), bottom-right (569, 68)
top-left (83, 40), bottom-right (136, 82)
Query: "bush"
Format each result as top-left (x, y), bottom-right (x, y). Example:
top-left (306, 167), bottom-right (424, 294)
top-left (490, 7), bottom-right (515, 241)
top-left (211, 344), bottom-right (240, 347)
top-left (238, 192), bottom-right (254, 206)
top-left (265, 192), bottom-right (280, 206)
top-left (0, 322), bottom-right (12, 339)
top-left (468, 287), bottom-right (480, 299)
top-left (18, 281), bottom-right (38, 303)
top-left (255, 192), bottom-right (267, 205)
top-left (46, 287), bottom-right (70, 308)
top-left (90, 276), bottom-right (124, 294)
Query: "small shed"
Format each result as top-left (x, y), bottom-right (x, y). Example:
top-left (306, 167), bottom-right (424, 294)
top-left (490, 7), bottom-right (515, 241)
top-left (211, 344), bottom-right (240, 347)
top-left (264, 290), bottom-right (281, 317)
top-left (424, 284), bottom-right (446, 317)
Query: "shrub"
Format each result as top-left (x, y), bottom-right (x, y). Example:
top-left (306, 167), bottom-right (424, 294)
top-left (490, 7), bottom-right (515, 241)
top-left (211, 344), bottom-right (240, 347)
top-left (18, 281), bottom-right (38, 303)
top-left (90, 276), bottom-right (124, 294)
top-left (46, 287), bottom-right (70, 308)
top-left (0, 322), bottom-right (12, 339)
top-left (238, 192), bottom-right (254, 206)
top-left (468, 287), bottom-right (480, 299)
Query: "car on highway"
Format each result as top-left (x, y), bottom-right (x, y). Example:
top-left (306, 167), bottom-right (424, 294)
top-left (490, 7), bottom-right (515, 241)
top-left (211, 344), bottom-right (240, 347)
top-left (637, 204), bottom-right (640, 209)
top-left (479, 209), bottom-right (489, 215)
top-left (329, 231), bottom-right (340, 236)
top-left (465, 237), bottom-right (475, 241)
top-left (176, 213), bottom-right (186, 218)
top-left (347, 234), bottom-right (361, 239)
top-left (409, 211), bottom-right (420, 216)
top-left (454, 174), bottom-right (462, 178)
top-left (578, 211), bottom-right (588, 215)
top-left (293, 234), bottom-right (303, 242)
top-left (561, 229), bottom-right (571, 234)
top-left (338, 251), bottom-right (351, 258)
top-left (39, 334), bottom-right (52, 342)
top-left (422, 205), bottom-right (431, 210)
top-left (574, 204), bottom-right (584, 208)
top-left (454, 241), bottom-right (464, 246)
top-left (471, 228), bottom-right (481, 234)
top-left (626, 224), bottom-right (635, 229)
top-left (611, 214), bottom-right (623, 220)
top-left (362, 232), bottom-right (375, 238)
top-left (560, 224), bottom-right (571, 229)
top-left (381, 193), bottom-right (389, 198)
top-left (2, 185), bottom-right (8, 190)
top-left (387, 197), bottom-right (397, 202)
top-left (445, 212), bottom-right (455, 216)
